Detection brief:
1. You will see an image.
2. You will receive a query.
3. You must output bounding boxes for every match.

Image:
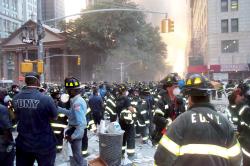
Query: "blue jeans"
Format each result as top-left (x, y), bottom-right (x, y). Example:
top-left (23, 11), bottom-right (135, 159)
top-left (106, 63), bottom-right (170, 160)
top-left (16, 147), bottom-right (56, 166)
top-left (70, 139), bottom-right (87, 166)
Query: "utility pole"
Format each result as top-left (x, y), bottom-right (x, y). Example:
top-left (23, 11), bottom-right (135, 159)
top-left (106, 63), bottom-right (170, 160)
top-left (37, 0), bottom-right (44, 82)
top-left (119, 62), bottom-right (124, 83)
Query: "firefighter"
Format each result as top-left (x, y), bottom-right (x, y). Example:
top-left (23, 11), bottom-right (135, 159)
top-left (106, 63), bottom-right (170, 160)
top-left (104, 87), bottom-right (117, 122)
top-left (49, 86), bottom-right (68, 152)
top-left (154, 74), bottom-right (242, 166)
top-left (136, 87), bottom-right (150, 143)
top-left (0, 88), bottom-right (15, 166)
top-left (233, 83), bottom-right (250, 166)
top-left (151, 73), bottom-right (185, 145)
top-left (8, 84), bottom-right (20, 99)
top-left (57, 77), bottom-right (87, 166)
top-left (116, 84), bottom-right (136, 159)
top-left (128, 87), bottom-right (140, 138)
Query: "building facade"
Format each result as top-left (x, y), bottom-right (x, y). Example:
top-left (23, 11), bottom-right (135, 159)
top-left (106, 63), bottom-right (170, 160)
top-left (42, 0), bottom-right (65, 28)
top-left (0, 0), bottom-right (37, 38)
top-left (189, 0), bottom-right (250, 80)
top-left (0, 20), bottom-right (81, 83)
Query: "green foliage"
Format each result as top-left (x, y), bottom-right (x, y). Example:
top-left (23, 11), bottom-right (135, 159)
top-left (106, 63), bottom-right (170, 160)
top-left (61, 0), bottom-right (167, 81)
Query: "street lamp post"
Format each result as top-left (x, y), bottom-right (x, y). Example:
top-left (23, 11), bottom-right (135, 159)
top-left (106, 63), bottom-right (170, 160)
top-left (119, 62), bottom-right (124, 83)
top-left (37, 0), bottom-right (44, 82)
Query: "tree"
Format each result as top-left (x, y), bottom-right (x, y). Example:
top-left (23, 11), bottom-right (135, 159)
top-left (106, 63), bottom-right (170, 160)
top-left (61, 0), bottom-right (167, 81)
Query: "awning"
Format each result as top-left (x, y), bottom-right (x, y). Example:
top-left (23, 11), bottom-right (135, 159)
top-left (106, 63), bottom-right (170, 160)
top-left (187, 65), bottom-right (207, 73)
top-left (18, 76), bottom-right (25, 81)
top-left (209, 65), bottom-right (221, 72)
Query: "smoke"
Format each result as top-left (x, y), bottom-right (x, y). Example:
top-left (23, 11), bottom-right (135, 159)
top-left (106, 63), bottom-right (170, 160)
top-left (133, 0), bottom-right (189, 77)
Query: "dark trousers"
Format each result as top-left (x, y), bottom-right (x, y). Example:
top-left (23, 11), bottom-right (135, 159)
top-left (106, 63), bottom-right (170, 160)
top-left (0, 150), bottom-right (15, 166)
top-left (243, 154), bottom-right (250, 166)
top-left (92, 111), bottom-right (103, 125)
top-left (55, 131), bottom-right (64, 152)
top-left (82, 128), bottom-right (88, 154)
top-left (121, 122), bottom-right (135, 156)
top-left (16, 147), bottom-right (56, 166)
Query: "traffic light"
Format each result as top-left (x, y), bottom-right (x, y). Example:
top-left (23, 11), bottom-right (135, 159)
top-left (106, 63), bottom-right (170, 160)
top-left (21, 62), bottom-right (33, 73)
top-left (77, 56), bottom-right (81, 65)
top-left (37, 61), bottom-right (44, 73)
top-left (161, 19), bottom-right (167, 33)
top-left (168, 19), bottom-right (174, 32)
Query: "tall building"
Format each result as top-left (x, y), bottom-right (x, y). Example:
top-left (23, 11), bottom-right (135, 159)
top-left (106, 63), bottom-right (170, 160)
top-left (22, 0), bottom-right (37, 22)
top-left (42, 0), bottom-right (65, 27)
top-left (189, 0), bottom-right (250, 80)
top-left (0, 0), bottom-right (37, 38)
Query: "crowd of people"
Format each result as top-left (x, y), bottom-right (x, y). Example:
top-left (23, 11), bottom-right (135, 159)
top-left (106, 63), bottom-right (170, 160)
top-left (0, 71), bottom-right (249, 166)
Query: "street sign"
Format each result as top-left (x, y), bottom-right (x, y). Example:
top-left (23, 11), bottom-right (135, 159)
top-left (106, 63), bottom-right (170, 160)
top-left (22, 38), bottom-right (35, 44)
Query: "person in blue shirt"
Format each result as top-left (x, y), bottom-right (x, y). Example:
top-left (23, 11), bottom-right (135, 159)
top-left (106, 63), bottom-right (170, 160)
top-left (0, 88), bottom-right (15, 166)
top-left (98, 84), bottom-right (107, 99)
top-left (89, 87), bottom-right (104, 125)
top-left (13, 72), bottom-right (58, 166)
top-left (57, 77), bottom-right (87, 166)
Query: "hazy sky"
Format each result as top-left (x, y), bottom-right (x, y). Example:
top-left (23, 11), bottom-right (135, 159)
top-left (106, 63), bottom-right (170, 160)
top-left (65, 0), bottom-right (86, 16)
top-left (134, 0), bottom-right (188, 75)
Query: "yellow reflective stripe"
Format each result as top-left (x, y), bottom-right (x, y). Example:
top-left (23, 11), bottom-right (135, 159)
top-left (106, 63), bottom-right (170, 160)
top-left (122, 146), bottom-right (126, 150)
top-left (90, 125), bottom-right (97, 131)
top-left (180, 144), bottom-right (229, 159)
top-left (131, 101), bottom-right (138, 105)
top-left (82, 150), bottom-right (88, 155)
top-left (227, 141), bottom-right (241, 157)
top-left (58, 114), bottom-right (65, 118)
top-left (51, 123), bottom-right (67, 128)
top-left (239, 106), bottom-right (249, 116)
top-left (87, 108), bottom-right (91, 114)
top-left (145, 120), bottom-right (150, 124)
top-left (57, 146), bottom-right (63, 149)
top-left (54, 130), bottom-right (61, 134)
top-left (13, 124), bottom-right (17, 128)
top-left (155, 109), bottom-right (164, 116)
top-left (106, 106), bottom-right (116, 115)
top-left (88, 120), bottom-right (94, 125)
top-left (232, 117), bottom-right (238, 122)
top-left (137, 121), bottom-right (146, 127)
top-left (143, 136), bottom-right (149, 141)
top-left (127, 149), bottom-right (135, 154)
top-left (242, 148), bottom-right (250, 157)
top-left (121, 110), bottom-right (131, 114)
top-left (160, 135), bottom-right (241, 159)
top-left (107, 99), bottom-right (116, 107)
top-left (159, 135), bottom-right (180, 155)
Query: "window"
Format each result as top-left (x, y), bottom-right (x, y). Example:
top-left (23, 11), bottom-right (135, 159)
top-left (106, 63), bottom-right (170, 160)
top-left (221, 40), bottom-right (239, 53)
top-left (221, 0), bottom-right (228, 12)
top-left (231, 0), bottom-right (238, 11)
top-left (231, 18), bottom-right (238, 32)
top-left (221, 19), bottom-right (228, 33)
